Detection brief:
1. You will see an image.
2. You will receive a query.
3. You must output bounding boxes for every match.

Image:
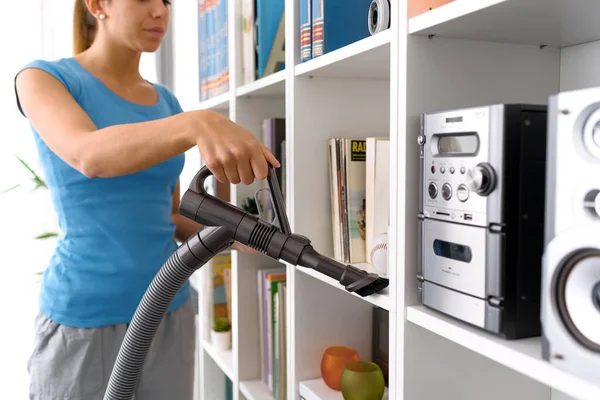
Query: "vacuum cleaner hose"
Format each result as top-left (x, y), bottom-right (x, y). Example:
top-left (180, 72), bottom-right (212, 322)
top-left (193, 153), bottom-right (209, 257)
top-left (103, 243), bottom-right (205, 399)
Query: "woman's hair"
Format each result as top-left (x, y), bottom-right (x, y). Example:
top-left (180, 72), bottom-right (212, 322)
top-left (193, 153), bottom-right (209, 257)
top-left (73, 0), bottom-right (96, 55)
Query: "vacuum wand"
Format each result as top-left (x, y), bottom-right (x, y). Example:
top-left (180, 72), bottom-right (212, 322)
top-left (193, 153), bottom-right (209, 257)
top-left (103, 164), bottom-right (388, 400)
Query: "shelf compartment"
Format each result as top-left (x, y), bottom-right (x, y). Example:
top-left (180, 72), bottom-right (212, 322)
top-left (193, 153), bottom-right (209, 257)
top-left (406, 305), bottom-right (600, 400)
top-left (240, 380), bottom-right (274, 400)
top-left (195, 91), bottom-right (231, 111)
top-left (237, 70), bottom-right (286, 98)
top-left (296, 263), bottom-right (390, 310)
top-left (299, 378), bottom-right (389, 400)
top-left (408, 0), bottom-right (600, 48)
top-left (295, 30), bottom-right (391, 79)
top-left (203, 339), bottom-right (235, 380)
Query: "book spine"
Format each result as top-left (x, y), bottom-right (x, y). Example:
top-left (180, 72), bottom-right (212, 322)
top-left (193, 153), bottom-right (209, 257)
top-left (311, 0), bottom-right (323, 57)
top-left (223, 0), bottom-right (229, 92)
top-left (300, 0), bottom-right (311, 62)
top-left (199, 0), bottom-right (207, 101)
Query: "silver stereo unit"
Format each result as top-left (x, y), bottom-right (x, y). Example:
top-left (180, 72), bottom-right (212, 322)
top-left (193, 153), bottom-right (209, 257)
top-left (417, 103), bottom-right (548, 339)
top-left (541, 86), bottom-right (600, 383)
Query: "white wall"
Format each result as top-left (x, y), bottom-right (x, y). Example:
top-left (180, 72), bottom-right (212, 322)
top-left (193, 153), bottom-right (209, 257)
top-left (560, 40), bottom-right (600, 92)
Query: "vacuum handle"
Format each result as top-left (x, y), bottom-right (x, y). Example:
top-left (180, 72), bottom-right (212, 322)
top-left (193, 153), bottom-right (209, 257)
top-left (188, 164), bottom-right (214, 195)
top-left (188, 163), bottom-right (291, 234)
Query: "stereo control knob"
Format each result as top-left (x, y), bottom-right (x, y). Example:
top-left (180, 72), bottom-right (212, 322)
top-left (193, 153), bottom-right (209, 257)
top-left (466, 163), bottom-right (496, 196)
top-left (442, 183), bottom-right (452, 201)
top-left (584, 189), bottom-right (600, 219)
top-left (417, 135), bottom-right (426, 146)
top-left (428, 182), bottom-right (438, 199)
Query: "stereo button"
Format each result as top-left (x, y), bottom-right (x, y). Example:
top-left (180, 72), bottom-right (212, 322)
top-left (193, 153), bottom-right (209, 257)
top-left (428, 182), bottom-right (438, 199)
top-left (442, 183), bottom-right (452, 201)
top-left (457, 184), bottom-right (469, 202)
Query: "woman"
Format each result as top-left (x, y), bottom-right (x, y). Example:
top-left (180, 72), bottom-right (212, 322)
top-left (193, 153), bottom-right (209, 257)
top-left (14, 0), bottom-right (277, 398)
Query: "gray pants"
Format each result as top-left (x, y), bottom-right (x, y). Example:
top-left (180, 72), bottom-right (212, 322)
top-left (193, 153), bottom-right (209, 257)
top-left (28, 298), bottom-right (197, 399)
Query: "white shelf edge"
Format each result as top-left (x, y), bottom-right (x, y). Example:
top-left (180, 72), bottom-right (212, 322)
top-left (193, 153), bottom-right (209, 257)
top-left (295, 30), bottom-right (392, 77)
top-left (296, 263), bottom-right (390, 310)
top-left (299, 378), bottom-right (389, 400)
top-left (189, 270), bottom-right (201, 292)
top-left (406, 305), bottom-right (600, 400)
top-left (195, 91), bottom-right (231, 110)
top-left (202, 339), bottom-right (235, 380)
top-left (239, 380), bottom-right (274, 400)
top-left (237, 70), bottom-right (286, 97)
top-left (408, 0), bottom-right (507, 34)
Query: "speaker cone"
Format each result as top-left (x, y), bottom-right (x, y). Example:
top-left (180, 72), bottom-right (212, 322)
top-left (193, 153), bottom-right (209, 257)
top-left (554, 248), bottom-right (600, 352)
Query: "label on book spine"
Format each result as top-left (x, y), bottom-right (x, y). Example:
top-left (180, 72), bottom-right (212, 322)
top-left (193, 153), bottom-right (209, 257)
top-left (351, 140), bottom-right (366, 161)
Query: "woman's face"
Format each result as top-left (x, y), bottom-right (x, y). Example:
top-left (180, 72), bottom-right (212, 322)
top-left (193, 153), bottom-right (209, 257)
top-left (100, 0), bottom-right (171, 53)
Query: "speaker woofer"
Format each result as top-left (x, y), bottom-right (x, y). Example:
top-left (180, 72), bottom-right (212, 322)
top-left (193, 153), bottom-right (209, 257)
top-left (554, 248), bottom-right (600, 352)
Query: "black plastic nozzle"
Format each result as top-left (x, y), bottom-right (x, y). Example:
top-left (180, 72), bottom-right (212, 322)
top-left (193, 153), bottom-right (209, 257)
top-left (297, 245), bottom-right (389, 296)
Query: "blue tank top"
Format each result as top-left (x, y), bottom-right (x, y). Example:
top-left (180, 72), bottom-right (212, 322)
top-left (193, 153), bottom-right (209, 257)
top-left (15, 57), bottom-right (189, 328)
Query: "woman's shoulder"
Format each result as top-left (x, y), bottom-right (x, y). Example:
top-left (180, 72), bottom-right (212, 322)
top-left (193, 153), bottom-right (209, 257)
top-left (17, 57), bottom-right (83, 97)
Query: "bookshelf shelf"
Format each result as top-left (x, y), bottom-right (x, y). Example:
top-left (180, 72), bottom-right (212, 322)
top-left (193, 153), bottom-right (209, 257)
top-left (237, 70), bottom-right (286, 98)
top-left (298, 378), bottom-right (390, 400)
top-left (297, 264), bottom-right (391, 310)
top-left (196, 92), bottom-right (231, 111)
top-left (239, 380), bottom-right (274, 400)
top-left (203, 340), bottom-right (235, 381)
top-left (294, 30), bottom-right (392, 79)
top-left (407, 306), bottom-right (600, 400)
top-left (408, 0), bottom-right (600, 48)
top-left (169, 0), bottom-right (600, 399)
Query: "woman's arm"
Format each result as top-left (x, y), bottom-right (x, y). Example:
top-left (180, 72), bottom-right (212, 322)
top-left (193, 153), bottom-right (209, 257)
top-left (15, 68), bottom-right (279, 182)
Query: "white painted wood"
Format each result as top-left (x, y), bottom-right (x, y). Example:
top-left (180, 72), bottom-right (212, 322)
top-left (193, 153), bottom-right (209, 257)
top-left (237, 70), bottom-right (287, 97)
top-left (295, 31), bottom-right (391, 78)
top-left (403, 319), bottom-right (551, 400)
top-left (407, 305), bottom-right (600, 400)
top-left (203, 339), bottom-right (235, 380)
top-left (298, 378), bottom-right (389, 400)
top-left (240, 380), bottom-right (275, 400)
top-left (409, 0), bottom-right (600, 48)
top-left (560, 40), bottom-right (600, 91)
top-left (202, 347), bottom-right (230, 399)
top-left (196, 92), bottom-right (232, 111)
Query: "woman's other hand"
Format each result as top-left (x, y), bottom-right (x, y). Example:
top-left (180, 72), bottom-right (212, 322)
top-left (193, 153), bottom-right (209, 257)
top-left (193, 110), bottom-right (280, 185)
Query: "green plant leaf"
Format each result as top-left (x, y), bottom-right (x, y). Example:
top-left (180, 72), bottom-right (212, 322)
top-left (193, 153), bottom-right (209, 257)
top-left (212, 317), bottom-right (231, 332)
top-left (1, 184), bottom-right (21, 194)
top-left (35, 232), bottom-right (60, 240)
top-left (15, 155), bottom-right (47, 190)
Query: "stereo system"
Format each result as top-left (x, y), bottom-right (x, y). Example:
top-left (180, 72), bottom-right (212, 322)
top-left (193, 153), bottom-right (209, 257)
top-left (416, 87), bottom-right (599, 385)
top-left (417, 104), bottom-right (548, 339)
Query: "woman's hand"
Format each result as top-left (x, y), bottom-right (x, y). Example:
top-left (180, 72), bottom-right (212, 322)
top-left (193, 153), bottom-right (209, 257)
top-left (193, 110), bottom-right (280, 185)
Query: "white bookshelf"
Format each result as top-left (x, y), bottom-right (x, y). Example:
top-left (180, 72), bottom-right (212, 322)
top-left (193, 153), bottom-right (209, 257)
top-left (170, 0), bottom-right (600, 400)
